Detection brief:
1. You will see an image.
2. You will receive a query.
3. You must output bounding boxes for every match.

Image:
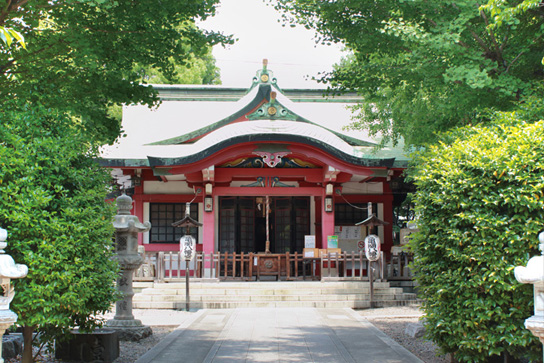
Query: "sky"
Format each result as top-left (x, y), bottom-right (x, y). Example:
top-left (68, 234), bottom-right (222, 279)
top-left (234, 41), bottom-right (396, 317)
top-left (200, 0), bottom-right (345, 89)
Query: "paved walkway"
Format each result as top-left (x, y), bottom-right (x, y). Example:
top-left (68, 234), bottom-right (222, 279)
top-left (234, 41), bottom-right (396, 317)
top-left (136, 308), bottom-right (422, 363)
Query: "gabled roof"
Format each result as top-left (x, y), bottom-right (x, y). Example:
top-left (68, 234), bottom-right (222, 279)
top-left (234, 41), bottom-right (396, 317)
top-left (147, 120), bottom-right (395, 169)
top-left (149, 82), bottom-right (375, 147)
top-left (99, 61), bottom-right (409, 170)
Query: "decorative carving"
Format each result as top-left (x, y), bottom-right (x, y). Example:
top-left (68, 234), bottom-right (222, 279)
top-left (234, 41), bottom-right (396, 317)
top-left (264, 260), bottom-right (273, 269)
top-left (250, 59), bottom-right (278, 89)
top-left (271, 177), bottom-right (294, 188)
top-left (247, 101), bottom-right (298, 121)
top-left (118, 276), bottom-right (129, 287)
top-left (219, 156), bottom-right (318, 169)
top-left (253, 151), bottom-right (290, 168)
top-left (241, 177), bottom-right (266, 188)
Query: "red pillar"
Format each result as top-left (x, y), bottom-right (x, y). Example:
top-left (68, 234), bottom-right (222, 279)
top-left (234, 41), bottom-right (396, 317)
top-left (202, 196), bottom-right (215, 269)
top-left (321, 192), bottom-right (335, 249)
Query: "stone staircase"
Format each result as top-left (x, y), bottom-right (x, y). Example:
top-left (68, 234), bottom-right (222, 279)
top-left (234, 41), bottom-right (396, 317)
top-left (133, 281), bottom-right (419, 309)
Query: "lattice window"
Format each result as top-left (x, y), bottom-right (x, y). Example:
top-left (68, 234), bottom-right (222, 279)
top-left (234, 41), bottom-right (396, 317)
top-left (239, 197), bottom-right (255, 252)
top-left (149, 203), bottom-right (199, 244)
top-left (334, 203), bottom-right (376, 225)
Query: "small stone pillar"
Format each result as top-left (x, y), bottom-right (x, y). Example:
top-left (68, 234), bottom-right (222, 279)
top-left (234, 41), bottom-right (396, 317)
top-left (514, 231), bottom-right (544, 359)
top-left (0, 228), bottom-right (28, 363)
top-left (106, 194), bottom-right (152, 341)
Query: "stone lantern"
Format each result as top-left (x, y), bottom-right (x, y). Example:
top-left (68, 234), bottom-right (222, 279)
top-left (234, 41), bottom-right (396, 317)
top-left (0, 228), bottom-right (28, 363)
top-left (106, 194), bottom-right (152, 341)
top-left (514, 231), bottom-right (544, 360)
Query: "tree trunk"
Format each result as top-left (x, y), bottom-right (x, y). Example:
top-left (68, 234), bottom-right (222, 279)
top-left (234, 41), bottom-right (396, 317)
top-left (22, 325), bottom-right (35, 363)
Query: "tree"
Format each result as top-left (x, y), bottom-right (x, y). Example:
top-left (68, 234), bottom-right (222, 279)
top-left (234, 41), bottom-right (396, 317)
top-left (0, 0), bottom-right (231, 144)
top-left (0, 1), bottom-right (232, 362)
top-left (135, 39), bottom-right (221, 85)
top-left (408, 113), bottom-right (544, 361)
top-left (0, 102), bottom-right (119, 362)
top-left (272, 0), bottom-right (544, 146)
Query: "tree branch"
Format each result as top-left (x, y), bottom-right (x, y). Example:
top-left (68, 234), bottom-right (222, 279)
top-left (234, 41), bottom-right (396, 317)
top-left (469, 29), bottom-right (492, 54)
top-left (477, 3), bottom-right (505, 67)
top-left (1, 0), bottom-right (56, 26)
top-left (506, 51), bottom-right (524, 73)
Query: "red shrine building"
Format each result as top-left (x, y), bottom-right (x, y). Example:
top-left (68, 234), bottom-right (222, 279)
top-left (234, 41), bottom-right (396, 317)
top-left (100, 62), bottom-right (409, 263)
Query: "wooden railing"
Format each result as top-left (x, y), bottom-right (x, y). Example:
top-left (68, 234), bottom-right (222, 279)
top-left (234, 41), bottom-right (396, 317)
top-left (320, 252), bottom-right (385, 281)
top-left (388, 252), bottom-right (413, 280)
top-left (134, 251), bottom-right (399, 282)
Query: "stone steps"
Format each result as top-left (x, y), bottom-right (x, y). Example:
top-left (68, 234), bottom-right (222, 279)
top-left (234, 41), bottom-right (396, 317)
top-left (133, 281), bottom-right (419, 309)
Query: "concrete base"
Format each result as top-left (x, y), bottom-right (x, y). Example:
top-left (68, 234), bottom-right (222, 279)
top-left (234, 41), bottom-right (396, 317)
top-left (55, 329), bottom-right (119, 363)
top-left (111, 326), bottom-right (152, 341)
top-left (106, 319), bottom-right (152, 341)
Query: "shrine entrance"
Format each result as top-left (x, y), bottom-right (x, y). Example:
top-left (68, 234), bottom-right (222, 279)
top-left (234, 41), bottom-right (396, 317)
top-left (218, 196), bottom-right (310, 254)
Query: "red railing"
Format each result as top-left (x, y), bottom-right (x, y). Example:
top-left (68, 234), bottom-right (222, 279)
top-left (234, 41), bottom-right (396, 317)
top-left (134, 251), bottom-right (397, 282)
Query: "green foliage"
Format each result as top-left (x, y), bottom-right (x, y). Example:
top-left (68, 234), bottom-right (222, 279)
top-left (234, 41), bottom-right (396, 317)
top-left (0, 102), bottom-right (120, 353)
top-left (408, 114), bottom-right (544, 361)
top-left (273, 0), bottom-right (544, 146)
top-left (136, 47), bottom-right (221, 85)
top-left (0, 26), bottom-right (25, 49)
top-left (0, 1), bottom-right (231, 361)
top-left (0, 0), bottom-right (231, 144)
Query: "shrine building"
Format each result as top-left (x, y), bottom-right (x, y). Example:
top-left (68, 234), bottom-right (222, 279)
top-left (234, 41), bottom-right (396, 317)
top-left (100, 62), bottom-right (409, 264)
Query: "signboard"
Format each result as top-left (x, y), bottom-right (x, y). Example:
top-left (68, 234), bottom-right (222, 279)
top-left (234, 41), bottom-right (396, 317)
top-left (364, 234), bottom-right (381, 262)
top-left (335, 226), bottom-right (362, 240)
top-left (327, 235), bottom-right (339, 249)
top-left (357, 240), bottom-right (364, 251)
top-left (304, 235), bottom-right (316, 249)
top-left (180, 235), bottom-right (196, 261)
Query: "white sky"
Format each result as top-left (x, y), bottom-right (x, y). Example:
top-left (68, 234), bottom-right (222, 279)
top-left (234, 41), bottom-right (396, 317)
top-left (200, 0), bottom-right (345, 88)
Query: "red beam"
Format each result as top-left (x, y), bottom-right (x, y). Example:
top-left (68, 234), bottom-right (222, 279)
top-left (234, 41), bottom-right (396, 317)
top-left (214, 186), bottom-right (323, 197)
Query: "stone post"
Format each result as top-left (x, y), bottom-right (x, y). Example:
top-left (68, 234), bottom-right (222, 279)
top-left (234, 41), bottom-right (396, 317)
top-left (0, 228), bottom-right (28, 363)
top-left (514, 231), bottom-right (544, 360)
top-left (106, 194), bottom-right (152, 341)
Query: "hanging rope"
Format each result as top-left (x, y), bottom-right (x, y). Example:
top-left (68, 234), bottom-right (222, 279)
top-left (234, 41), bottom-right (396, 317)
top-left (188, 188), bottom-right (202, 205)
top-left (338, 192), bottom-right (370, 211)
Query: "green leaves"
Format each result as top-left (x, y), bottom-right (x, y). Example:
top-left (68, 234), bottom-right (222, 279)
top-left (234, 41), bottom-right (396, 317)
top-left (0, 102), bottom-right (119, 354)
top-left (0, 0), bottom-right (231, 144)
top-left (0, 26), bottom-right (26, 49)
top-left (409, 113), bottom-right (544, 361)
top-left (274, 0), bottom-right (544, 146)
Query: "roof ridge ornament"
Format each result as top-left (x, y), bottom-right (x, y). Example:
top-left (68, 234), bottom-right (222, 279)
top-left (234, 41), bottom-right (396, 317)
top-left (249, 59), bottom-right (280, 91)
top-left (247, 91), bottom-right (298, 121)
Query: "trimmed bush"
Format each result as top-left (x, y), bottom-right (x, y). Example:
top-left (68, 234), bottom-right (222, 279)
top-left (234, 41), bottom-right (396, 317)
top-left (409, 114), bottom-right (544, 362)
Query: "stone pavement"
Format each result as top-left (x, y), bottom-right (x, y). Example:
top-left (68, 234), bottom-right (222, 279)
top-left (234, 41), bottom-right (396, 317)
top-left (136, 308), bottom-right (422, 363)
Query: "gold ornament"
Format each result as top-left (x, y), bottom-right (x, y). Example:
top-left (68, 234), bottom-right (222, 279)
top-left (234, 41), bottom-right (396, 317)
top-left (267, 106), bottom-right (277, 116)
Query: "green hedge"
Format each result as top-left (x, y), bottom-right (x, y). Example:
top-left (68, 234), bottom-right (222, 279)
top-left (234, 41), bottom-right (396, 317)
top-left (409, 114), bottom-right (544, 362)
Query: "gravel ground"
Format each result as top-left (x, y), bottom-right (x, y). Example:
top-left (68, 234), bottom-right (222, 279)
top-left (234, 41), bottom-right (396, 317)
top-left (357, 306), bottom-right (450, 363)
top-left (7, 306), bottom-right (449, 363)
